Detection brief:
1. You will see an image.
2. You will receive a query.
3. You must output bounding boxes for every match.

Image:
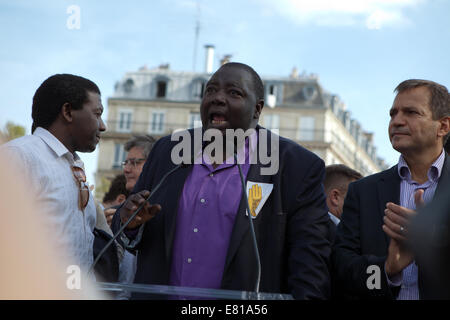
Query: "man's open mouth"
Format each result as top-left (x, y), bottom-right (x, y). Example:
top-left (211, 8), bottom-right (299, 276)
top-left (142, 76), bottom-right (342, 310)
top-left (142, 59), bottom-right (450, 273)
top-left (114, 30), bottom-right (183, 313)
top-left (210, 113), bottom-right (228, 125)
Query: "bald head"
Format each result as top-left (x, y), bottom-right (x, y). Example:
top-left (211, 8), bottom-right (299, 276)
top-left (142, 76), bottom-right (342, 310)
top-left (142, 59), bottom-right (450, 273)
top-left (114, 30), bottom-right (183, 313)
top-left (219, 62), bottom-right (264, 101)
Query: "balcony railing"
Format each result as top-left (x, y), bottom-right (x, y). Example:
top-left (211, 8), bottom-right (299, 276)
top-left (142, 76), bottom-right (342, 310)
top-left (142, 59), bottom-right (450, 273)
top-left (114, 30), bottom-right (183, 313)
top-left (104, 119), bottom-right (382, 172)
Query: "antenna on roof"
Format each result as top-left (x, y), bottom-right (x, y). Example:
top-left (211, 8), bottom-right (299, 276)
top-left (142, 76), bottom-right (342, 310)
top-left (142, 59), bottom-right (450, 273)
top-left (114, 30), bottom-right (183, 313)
top-left (192, 0), bottom-right (201, 72)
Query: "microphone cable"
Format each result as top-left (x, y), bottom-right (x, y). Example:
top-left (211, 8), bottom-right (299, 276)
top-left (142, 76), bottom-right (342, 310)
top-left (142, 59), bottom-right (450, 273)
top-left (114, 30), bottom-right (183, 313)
top-left (88, 163), bottom-right (185, 277)
top-left (234, 153), bottom-right (261, 294)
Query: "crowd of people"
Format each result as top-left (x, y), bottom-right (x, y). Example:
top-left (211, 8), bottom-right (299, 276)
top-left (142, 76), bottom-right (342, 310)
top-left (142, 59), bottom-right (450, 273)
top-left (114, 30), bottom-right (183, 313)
top-left (1, 63), bottom-right (450, 300)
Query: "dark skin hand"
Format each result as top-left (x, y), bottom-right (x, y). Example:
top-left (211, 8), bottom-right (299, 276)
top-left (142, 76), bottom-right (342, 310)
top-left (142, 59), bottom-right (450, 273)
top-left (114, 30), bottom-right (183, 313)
top-left (120, 190), bottom-right (161, 229)
top-left (383, 189), bottom-right (424, 276)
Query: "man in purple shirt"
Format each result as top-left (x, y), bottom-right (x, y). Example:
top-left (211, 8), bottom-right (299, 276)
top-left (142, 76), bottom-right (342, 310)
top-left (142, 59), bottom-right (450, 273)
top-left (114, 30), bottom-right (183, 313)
top-left (112, 62), bottom-right (331, 299)
top-left (333, 79), bottom-right (450, 300)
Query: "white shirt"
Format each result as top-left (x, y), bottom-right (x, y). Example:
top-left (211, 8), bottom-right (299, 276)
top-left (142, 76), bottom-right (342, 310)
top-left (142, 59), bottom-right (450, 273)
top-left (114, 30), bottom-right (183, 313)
top-left (116, 251), bottom-right (137, 300)
top-left (328, 212), bottom-right (340, 225)
top-left (387, 150), bottom-right (444, 300)
top-left (1, 127), bottom-right (96, 274)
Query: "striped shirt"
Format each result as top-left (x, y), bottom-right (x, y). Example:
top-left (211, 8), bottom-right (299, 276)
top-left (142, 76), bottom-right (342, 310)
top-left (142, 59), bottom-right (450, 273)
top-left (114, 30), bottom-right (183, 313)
top-left (391, 149), bottom-right (445, 300)
top-left (1, 127), bottom-right (97, 275)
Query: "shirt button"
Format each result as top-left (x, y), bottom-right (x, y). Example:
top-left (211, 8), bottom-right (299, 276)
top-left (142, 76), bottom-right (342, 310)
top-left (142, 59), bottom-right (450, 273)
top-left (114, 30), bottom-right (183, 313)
top-left (209, 173), bottom-right (214, 177)
top-left (193, 228), bottom-right (198, 233)
top-left (200, 198), bottom-right (205, 203)
top-left (187, 258), bottom-right (192, 263)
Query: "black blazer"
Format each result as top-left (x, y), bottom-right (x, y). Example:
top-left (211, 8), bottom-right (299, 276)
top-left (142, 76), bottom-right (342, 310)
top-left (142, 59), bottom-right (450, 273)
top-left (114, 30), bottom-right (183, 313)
top-left (112, 127), bottom-right (331, 299)
top-left (410, 176), bottom-right (450, 299)
top-left (332, 154), bottom-right (450, 299)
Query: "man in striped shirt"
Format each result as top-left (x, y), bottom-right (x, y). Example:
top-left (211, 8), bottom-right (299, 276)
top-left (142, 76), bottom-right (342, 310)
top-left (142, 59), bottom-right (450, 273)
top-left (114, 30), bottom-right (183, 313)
top-left (333, 79), bottom-right (450, 300)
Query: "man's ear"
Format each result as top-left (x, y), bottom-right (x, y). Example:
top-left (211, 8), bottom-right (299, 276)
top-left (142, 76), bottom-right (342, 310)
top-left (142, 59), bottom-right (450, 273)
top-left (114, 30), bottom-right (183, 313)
top-left (438, 116), bottom-right (450, 139)
top-left (61, 102), bottom-right (74, 123)
top-left (116, 194), bottom-right (127, 205)
top-left (330, 189), bottom-right (341, 207)
top-left (253, 99), bottom-right (264, 119)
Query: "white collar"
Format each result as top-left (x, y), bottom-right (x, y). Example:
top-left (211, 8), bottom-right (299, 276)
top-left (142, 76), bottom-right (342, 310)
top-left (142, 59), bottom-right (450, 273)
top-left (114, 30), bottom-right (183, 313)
top-left (328, 212), bottom-right (340, 225)
top-left (33, 127), bottom-right (79, 164)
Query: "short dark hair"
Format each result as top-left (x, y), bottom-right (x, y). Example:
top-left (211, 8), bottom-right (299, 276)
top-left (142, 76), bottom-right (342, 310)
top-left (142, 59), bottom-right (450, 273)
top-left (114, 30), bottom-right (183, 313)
top-left (102, 174), bottom-right (129, 203)
top-left (31, 74), bottom-right (100, 133)
top-left (395, 79), bottom-right (450, 121)
top-left (324, 164), bottom-right (363, 194)
top-left (220, 62), bottom-right (264, 101)
top-left (124, 135), bottom-right (157, 158)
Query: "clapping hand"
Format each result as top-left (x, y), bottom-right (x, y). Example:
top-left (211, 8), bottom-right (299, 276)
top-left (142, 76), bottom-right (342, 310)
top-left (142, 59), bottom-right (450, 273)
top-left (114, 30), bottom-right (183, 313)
top-left (383, 189), bottom-right (424, 276)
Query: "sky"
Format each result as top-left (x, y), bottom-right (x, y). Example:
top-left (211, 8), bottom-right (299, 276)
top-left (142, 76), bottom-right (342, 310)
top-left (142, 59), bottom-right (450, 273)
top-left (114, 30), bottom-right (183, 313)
top-left (1, 0), bottom-right (450, 185)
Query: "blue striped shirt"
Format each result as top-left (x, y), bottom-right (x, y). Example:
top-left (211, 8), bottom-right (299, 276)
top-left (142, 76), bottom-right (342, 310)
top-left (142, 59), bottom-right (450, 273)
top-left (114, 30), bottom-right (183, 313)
top-left (391, 149), bottom-right (445, 300)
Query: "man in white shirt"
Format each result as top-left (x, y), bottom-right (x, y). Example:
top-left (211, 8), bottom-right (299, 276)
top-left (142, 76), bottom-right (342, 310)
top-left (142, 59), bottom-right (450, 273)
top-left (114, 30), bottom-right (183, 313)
top-left (1, 74), bottom-right (106, 278)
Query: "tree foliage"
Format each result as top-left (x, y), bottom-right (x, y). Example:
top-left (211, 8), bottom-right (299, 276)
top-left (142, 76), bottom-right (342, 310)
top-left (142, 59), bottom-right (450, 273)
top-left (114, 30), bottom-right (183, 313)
top-left (1, 122), bottom-right (26, 142)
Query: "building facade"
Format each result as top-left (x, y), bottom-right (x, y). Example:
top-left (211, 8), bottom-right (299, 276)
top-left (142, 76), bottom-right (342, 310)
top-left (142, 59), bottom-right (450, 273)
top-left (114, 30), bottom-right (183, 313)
top-left (94, 63), bottom-right (387, 200)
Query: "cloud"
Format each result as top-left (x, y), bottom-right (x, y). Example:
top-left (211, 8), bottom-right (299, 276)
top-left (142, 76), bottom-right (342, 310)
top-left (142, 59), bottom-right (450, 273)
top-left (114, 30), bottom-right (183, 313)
top-left (258, 0), bottom-right (424, 29)
top-left (177, 0), bottom-right (198, 9)
top-left (365, 9), bottom-right (407, 29)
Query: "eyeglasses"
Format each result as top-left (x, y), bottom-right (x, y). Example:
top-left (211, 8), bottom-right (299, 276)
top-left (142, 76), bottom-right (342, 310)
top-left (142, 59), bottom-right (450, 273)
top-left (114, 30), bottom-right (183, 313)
top-left (121, 158), bottom-right (146, 168)
top-left (71, 165), bottom-right (90, 211)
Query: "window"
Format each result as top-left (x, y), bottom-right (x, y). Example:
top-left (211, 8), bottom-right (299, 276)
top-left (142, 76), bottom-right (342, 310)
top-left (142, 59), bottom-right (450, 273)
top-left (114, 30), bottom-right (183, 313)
top-left (298, 116), bottom-right (315, 141)
top-left (156, 81), bottom-right (167, 98)
top-left (266, 84), bottom-right (277, 108)
top-left (189, 112), bottom-right (202, 128)
top-left (117, 109), bottom-right (132, 132)
top-left (113, 143), bottom-right (126, 169)
top-left (193, 81), bottom-right (206, 99)
top-left (150, 111), bottom-right (165, 134)
top-left (263, 114), bottom-right (279, 135)
top-left (123, 78), bottom-right (134, 94)
top-left (269, 84), bottom-right (277, 95)
top-left (302, 85), bottom-right (317, 100)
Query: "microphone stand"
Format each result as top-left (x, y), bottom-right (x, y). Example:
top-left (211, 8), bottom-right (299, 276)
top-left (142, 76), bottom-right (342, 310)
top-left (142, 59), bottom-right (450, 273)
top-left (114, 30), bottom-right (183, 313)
top-left (90, 150), bottom-right (262, 297)
top-left (88, 163), bottom-right (184, 277)
top-left (234, 153), bottom-right (261, 294)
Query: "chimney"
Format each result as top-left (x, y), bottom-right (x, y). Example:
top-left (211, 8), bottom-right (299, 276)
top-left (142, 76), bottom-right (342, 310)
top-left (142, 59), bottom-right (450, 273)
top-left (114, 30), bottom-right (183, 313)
top-left (220, 54), bottom-right (232, 66)
top-left (204, 44), bottom-right (215, 73)
top-left (290, 67), bottom-right (298, 79)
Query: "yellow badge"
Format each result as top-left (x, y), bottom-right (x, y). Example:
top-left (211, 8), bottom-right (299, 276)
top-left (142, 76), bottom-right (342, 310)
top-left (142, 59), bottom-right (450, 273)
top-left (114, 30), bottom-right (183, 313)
top-left (246, 181), bottom-right (273, 219)
top-left (248, 184), bottom-right (262, 217)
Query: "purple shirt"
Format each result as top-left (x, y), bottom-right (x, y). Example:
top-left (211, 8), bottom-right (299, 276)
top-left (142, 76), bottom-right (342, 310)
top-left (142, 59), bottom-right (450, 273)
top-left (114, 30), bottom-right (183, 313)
top-left (387, 149), bottom-right (445, 300)
top-left (169, 133), bottom-right (257, 291)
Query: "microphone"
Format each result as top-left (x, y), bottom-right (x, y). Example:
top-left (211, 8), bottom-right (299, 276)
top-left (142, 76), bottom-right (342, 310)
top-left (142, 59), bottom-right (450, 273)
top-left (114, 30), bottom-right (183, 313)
top-left (88, 162), bottom-right (188, 278)
top-left (234, 153), bottom-right (261, 294)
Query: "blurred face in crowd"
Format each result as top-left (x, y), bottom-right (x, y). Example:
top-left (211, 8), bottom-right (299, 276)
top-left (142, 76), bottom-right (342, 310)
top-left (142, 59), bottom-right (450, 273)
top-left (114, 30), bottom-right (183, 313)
top-left (335, 178), bottom-right (358, 218)
top-left (327, 178), bottom-right (357, 219)
top-left (123, 146), bottom-right (146, 191)
top-left (103, 195), bottom-right (126, 209)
